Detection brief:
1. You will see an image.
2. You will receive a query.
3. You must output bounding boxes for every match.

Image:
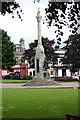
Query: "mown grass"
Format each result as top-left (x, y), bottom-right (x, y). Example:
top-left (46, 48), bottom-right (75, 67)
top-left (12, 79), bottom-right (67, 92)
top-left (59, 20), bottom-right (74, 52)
top-left (0, 79), bottom-right (30, 83)
top-left (1, 79), bottom-right (79, 83)
top-left (2, 88), bottom-right (79, 119)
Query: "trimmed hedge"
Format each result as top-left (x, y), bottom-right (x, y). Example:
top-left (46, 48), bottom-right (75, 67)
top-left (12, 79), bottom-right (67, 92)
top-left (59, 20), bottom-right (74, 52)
top-left (54, 77), bottom-right (79, 82)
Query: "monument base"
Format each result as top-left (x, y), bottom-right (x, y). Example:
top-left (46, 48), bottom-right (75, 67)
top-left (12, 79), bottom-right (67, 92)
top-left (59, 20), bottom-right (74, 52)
top-left (23, 78), bottom-right (60, 86)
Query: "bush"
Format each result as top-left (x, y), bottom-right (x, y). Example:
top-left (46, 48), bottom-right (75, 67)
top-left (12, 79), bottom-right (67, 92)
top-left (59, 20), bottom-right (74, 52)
top-left (54, 77), bottom-right (69, 81)
top-left (54, 77), bottom-right (78, 82)
top-left (22, 74), bottom-right (32, 80)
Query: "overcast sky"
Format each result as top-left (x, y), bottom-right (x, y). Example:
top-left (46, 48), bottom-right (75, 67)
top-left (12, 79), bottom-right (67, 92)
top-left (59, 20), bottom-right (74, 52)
top-left (0, 0), bottom-right (71, 48)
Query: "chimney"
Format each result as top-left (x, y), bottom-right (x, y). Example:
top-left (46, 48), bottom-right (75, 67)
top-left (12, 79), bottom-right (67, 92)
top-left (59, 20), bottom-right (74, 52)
top-left (20, 38), bottom-right (25, 47)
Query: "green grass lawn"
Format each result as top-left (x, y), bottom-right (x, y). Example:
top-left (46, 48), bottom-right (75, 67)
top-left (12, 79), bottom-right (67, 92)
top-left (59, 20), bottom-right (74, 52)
top-left (1, 79), bottom-right (79, 83)
top-left (2, 88), bottom-right (79, 119)
top-left (0, 79), bottom-right (30, 83)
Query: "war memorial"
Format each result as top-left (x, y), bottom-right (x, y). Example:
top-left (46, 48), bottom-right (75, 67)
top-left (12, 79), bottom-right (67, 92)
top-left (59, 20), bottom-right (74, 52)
top-left (24, 8), bottom-right (59, 86)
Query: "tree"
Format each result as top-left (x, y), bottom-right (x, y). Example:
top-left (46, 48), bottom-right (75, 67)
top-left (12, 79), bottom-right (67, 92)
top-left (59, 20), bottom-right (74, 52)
top-left (1, 29), bottom-right (16, 69)
top-left (0, 0), bottom-right (40, 20)
top-left (44, 1), bottom-right (80, 45)
top-left (23, 37), bottom-right (58, 68)
top-left (34, 0), bottom-right (80, 45)
top-left (0, 1), bottom-right (23, 20)
top-left (1, 0), bottom-right (80, 45)
top-left (61, 33), bottom-right (80, 71)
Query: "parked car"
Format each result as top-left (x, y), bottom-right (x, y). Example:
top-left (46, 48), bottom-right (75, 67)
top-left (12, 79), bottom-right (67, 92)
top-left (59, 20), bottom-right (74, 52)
top-left (72, 75), bottom-right (79, 80)
top-left (3, 71), bottom-right (21, 79)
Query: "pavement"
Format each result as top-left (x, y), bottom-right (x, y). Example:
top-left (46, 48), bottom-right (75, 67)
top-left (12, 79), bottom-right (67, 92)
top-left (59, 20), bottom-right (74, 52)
top-left (0, 82), bottom-right (79, 88)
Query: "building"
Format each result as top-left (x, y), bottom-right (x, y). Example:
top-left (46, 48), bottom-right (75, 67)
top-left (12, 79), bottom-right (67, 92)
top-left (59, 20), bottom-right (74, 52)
top-left (14, 38), bottom-right (25, 65)
top-left (54, 49), bottom-right (71, 77)
top-left (12, 64), bottom-right (28, 76)
top-left (54, 49), bottom-right (80, 79)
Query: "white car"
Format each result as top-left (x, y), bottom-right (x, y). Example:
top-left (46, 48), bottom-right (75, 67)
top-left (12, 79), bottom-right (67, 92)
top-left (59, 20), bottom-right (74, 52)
top-left (72, 75), bottom-right (79, 80)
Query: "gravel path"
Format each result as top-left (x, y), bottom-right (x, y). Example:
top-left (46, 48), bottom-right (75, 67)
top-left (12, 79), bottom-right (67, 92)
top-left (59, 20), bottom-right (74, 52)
top-left (0, 82), bottom-right (79, 88)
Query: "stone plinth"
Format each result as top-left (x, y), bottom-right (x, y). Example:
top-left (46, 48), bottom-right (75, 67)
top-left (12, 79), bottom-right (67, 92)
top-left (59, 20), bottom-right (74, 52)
top-left (23, 78), bottom-right (60, 86)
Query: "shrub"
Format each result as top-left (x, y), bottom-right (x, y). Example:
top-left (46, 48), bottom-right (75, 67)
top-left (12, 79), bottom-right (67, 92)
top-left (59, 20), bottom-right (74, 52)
top-left (22, 74), bottom-right (32, 80)
top-left (54, 77), bottom-right (78, 82)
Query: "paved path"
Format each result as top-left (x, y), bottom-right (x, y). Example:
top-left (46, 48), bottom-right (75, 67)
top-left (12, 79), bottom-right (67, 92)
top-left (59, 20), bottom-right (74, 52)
top-left (0, 82), bottom-right (79, 88)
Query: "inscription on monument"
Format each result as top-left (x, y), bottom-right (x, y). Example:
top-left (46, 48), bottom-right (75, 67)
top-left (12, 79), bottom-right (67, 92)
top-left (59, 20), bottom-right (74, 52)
top-left (36, 59), bottom-right (39, 73)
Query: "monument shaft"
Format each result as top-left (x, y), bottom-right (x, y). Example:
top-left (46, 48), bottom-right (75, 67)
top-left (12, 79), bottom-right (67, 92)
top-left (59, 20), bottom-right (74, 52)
top-left (36, 8), bottom-right (42, 45)
top-left (35, 8), bottom-right (45, 79)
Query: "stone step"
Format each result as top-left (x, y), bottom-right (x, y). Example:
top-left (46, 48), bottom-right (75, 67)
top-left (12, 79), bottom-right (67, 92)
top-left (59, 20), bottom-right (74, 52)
top-left (23, 79), bottom-right (60, 86)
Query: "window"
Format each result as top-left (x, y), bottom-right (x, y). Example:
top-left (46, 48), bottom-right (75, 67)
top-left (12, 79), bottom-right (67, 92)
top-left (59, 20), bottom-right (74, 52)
top-left (30, 72), bottom-right (32, 76)
top-left (15, 57), bottom-right (18, 61)
top-left (16, 47), bottom-right (20, 52)
top-left (33, 71), bottom-right (35, 76)
top-left (51, 71), bottom-right (53, 75)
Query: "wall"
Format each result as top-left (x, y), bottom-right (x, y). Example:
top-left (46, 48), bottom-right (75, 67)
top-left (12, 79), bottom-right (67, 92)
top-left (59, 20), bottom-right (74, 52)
top-left (20, 64), bottom-right (28, 75)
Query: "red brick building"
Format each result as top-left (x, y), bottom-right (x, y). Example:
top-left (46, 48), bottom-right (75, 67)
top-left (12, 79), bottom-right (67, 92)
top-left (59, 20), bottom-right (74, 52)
top-left (11, 64), bottom-right (28, 76)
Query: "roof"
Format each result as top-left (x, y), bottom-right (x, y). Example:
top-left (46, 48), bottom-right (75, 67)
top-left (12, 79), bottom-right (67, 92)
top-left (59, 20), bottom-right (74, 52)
top-left (11, 65), bottom-right (20, 68)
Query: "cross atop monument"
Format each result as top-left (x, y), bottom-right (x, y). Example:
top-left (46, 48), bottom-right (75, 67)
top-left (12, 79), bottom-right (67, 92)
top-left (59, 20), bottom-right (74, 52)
top-left (36, 7), bottom-right (42, 46)
top-left (36, 8), bottom-right (42, 22)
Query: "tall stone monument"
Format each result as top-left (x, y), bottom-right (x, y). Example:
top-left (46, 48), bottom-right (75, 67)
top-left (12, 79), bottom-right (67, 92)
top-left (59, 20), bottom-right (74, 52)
top-left (35, 8), bottom-right (45, 79)
top-left (23, 7), bottom-right (59, 86)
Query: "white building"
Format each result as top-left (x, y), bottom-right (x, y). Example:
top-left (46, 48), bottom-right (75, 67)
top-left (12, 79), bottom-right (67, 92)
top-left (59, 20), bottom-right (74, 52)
top-left (54, 49), bottom-right (71, 77)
